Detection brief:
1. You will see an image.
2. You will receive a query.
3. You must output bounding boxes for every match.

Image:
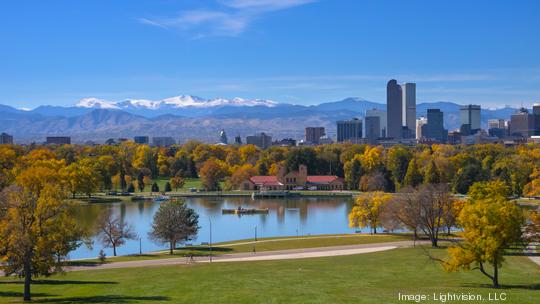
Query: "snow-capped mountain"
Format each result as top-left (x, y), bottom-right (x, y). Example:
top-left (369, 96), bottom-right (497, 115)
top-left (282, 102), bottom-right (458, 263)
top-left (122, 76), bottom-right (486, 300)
top-left (76, 95), bottom-right (277, 111)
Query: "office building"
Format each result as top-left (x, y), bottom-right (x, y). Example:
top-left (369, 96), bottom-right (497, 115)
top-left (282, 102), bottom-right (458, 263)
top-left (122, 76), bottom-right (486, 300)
top-left (365, 109), bottom-right (387, 138)
top-left (134, 136), bottom-right (149, 144)
top-left (509, 108), bottom-right (537, 138)
top-left (460, 105), bottom-right (481, 135)
top-left (246, 132), bottom-right (272, 149)
top-left (273, 138), bottom-right (296, 147)
top-left (234, 135), bottom-right (242, 145)
top-left (152, 137), bottom-right (175, 147)
top-left (364, 116), bottom-right (380, 145)
top-left (386, 79), bottom-right (403, 139)
top-left (0, 132), bottom-right (13, 144)
top-left (415, 117), bottom-right (427, 139)
top-left (487, 119), bottom-right (507, 138)
top-left (219, 129), bottom-right (228, 144)
top-left (401, 83), bottom-right (416, 137)
top-left (305, 127), bottom-right (326, 144)
top-left (46, 136), bottom-right (71, 145)
top-left (421, 109), bottom-right (447, 143)
top-left (337, 118), bottom-right (362, 143)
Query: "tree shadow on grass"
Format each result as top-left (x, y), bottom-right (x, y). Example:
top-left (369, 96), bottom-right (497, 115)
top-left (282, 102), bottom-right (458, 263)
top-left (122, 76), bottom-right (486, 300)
top-left (180, 246), bottom-right (233, 252)
top-left (0, 280), bottom-right (117, 285)
top-left (461, 283), bottom-right (540, 290)
top-left (0, 291), bottom-right (55, 298)
top-left (65, 260), bottom-right (108, 267)
top-left (33, 295), bottom-right (171, 303)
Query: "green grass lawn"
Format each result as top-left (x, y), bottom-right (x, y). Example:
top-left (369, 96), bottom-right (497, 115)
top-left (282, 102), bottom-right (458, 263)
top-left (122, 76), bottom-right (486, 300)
top-left (74, 234), bottom-right (411, 263)
top-left (1, 247), bottom-right (538, 303)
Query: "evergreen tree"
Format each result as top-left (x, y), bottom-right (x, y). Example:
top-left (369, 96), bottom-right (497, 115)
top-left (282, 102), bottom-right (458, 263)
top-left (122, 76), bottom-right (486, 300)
top-left (404, 158), bottom-right (423, 188)
top-left (127, 182), bottom-right (135, 193)
top-left (164, 182), bottom-right (172, 192)
top-left (151, 182), bottom-right (160, 192)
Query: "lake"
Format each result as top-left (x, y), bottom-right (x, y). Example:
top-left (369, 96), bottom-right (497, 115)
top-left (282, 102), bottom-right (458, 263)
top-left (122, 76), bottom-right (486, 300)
top-left (70, 196), bottom-right (360, 259)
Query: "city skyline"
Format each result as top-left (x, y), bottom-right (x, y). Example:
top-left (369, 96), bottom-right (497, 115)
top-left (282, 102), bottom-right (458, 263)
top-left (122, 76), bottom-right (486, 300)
top-left (1, 0), bottom-right (540, 109)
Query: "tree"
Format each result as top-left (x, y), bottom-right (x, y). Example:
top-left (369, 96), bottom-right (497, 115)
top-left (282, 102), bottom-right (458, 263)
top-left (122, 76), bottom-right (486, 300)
top-left (164, 182), bottom-right (172, 192)
top-left (225, 164), bottom-right (256, 190)
top-left (199, 159), bottom-right (228, 191)
top-left (344, 156), bottom-right (363, 190)
top-left (62, 160), bottom-right (99, 198)
top-left (170, 176), bottom-right (185, 191)
top-left (524, 209), bottom-right (540, 244)
top-left (415, 184), bottom-right (453, 247)
top-left (386, 145), bottom-right (413, 189)
top-left (424, 159), bottom-right (440, 184)
top-left (95, 209), bottom-right (137, 256)
top-left (348, 191), bottom-right (391, 234)
top-left (0, 165), bottom-right (83, 302)
top-left (127, 182), bottom-right (135, 193)
top-left (149, 200), bottom-right (199, 254)
top-left (452, 161), bottom-right (484, 194)
top-left (151, 182), bottom-right (160, 193)
top-left (443, 181), bottom-right (524, 288)
top-left (403, 158), bottom-right (423, 188)
top-left (137, 171), bottom-right (145, 192)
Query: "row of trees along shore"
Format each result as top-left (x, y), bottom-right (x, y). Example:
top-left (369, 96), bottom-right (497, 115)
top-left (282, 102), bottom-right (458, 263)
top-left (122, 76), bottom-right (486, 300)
top-left (0, 145), bottom-right (200, 302)
top-left (349, 180), bottom-right (540, 288)
top-left (2, 142), bottom-right (540, 195)
top-left (0, 142), bottom-right (540, 300)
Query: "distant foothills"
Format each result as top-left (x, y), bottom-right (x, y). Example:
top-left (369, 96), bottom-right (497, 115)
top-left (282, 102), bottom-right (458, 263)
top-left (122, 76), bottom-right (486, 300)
top-left (0, 95), bottom-right (519, 144)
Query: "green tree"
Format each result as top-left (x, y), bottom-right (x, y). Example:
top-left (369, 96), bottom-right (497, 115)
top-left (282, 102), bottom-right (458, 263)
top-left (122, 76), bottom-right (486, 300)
top-left (344, 156), bottom-right (363, 190)
top-left (403, 158), bottom-right (423, 188)
top-left (424, 159), bottom-right (440, 184)
top-left (151, 182), bottom-right (160, 193)
top-left (386, 145), bottom-right (413, 189)
top-left (164, 182), bottom-right (172, 192)
top-left (127, 182), bottom-right (135, 193)
top-left (149, 200), bottom-right (200, 254)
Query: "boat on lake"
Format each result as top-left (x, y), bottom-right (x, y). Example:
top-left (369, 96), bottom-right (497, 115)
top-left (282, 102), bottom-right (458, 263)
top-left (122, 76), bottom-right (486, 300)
top-left (222, 207), bottom-right (269, 215)
top-left (153, 195), bottom-right (170, 202)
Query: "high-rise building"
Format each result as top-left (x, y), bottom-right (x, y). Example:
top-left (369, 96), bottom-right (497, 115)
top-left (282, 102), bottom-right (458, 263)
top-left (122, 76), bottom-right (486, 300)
top-left (219, 129), bottom-right (228, 144)
top-left (246, 132), bottom-right (272, 149)
top-left (337, 118), bottom-right (362, 143)
top-left (401, 83), bottom-right (416, 138)
top-left (421, 109), bottom-right (447, 143)
top-left (305, 127), bottom-right (326, 144)
top-left (234, 135), bottom-right (242, 145)
top-left (134, 136), bottom-right (149, 144)
top-left (46, 136), bottom-right (71, 145)
top-left (509, 108), bottom-right (537, 138)
top-left (487, 119), bottom-right (505, 130)
top-left (365, 109), bottom-right (387, 138)
top-left (152, 137), bottom-right (175, 147)
top-left (386, 79), bottom-right (403, 139)
top-left (460, 105), bottom-right (481, 135)
top-left (416, 117), bottom-right (428, 139)
top-left (364, 116), bottom-right (380, 145)
top-left (0, 132), bottom-right (14, 144)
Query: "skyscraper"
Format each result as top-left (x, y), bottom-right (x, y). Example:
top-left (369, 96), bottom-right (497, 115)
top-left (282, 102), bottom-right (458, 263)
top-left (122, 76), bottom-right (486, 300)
top-left (246, 132), bottom-right (272, 149)
top-left (0, 132), bottom-right (14, 144)
top-left (460, 105), bottom-right (481, 135)
top-left (365, 109), bottom-right (387, 138)
top-left (219, 129), bottom-right (228, 144)
top-left (134, 136), bottom-right (149, 144)
top-left (305, 127), bottom-right (326, 144)
top-left (416, 117), bottom-right (427, 139)
top-left (364, 116), bottom-right (380, 145)
top-left (337, 118), bottom-right (362, 143)
top-left (509, 108), bottom-right (537, 138)
top-left (386, 79), bottom-right (402, 139)
top-left (401, 83), bottom-right (416, 138)
top-left (421, 109), bottom-right (447, 143)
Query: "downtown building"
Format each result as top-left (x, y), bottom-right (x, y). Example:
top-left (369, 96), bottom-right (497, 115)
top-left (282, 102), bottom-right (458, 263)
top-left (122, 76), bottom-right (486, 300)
top-left (246, 132), bottom-right (272, 149)
top-left (305, 127), bottom-right (326, 145)
top-left (152, 137), bottom-right (175, 147)
top-left (337, 118), bottom-right (362, 143)
top-left (420, 109), bottom-right (447, 143)
top-left (509, 106), bottom-right (540, 138)
top-left (459, 104), bottom-right (481, 135)
top-left (386, 79), bottom-right (416, 139)
top-left (0, 132), bottom-right (14, 144)
top-left (134, 136), bottom-right (149, 144)
top-left (46, 136), bottom-right (71, 145)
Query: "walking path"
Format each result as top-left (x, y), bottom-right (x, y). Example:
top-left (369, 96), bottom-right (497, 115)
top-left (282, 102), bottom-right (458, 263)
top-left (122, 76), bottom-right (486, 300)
top-left (525, 243), bottom-right (540, 266)
top-left (68, 240), bottom-right (424, 272)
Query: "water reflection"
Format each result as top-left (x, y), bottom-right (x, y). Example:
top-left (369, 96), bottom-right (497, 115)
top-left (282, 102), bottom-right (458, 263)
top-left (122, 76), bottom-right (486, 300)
top-left (70, 196), bottom-right (358, 259)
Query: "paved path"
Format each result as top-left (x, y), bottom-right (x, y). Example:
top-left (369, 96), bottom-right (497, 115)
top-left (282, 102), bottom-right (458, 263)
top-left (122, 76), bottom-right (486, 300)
top-left (525, 243), bottom-right (540, 266)
top-left (68, 240), bottom-right (425, 272)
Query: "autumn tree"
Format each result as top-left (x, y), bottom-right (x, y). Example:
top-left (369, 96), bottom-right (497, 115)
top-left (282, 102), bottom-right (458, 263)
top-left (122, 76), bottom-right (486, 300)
top-left (524, 209), bottom-right (540, 244)
top-left (403, 157), bottom-right (423, 188)
top-left (385, 145), bottom-right (413, 189)
top-left (424, 159), bottom-right (441, 184)
top-left (344, 155), bottom-right (363, 190)
top-left (62, 159), bottom-right (99, 198)
top-left (349, 191), bottom-right (392, 234)
top-left (199, 159), bottom-right (228, 191)
top-left (0, 163), bottom-right (83, 302)
top-left (170, 175), bottom-right (185, 191)
top-left (443, 181), bottom-right (524, 288)
top-left (149, 200), bottom-right (199, 254)
top-left (225, 164), bottom-right (257, 190)
top-left (95, 209), bottom-right (137, 256)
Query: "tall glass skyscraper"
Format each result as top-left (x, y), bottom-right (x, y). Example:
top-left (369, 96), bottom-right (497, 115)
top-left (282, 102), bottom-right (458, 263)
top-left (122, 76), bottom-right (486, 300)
top-left (401, 83), bottom-right (416, 138)
top-left (386, 79), bottom-right (402, 139)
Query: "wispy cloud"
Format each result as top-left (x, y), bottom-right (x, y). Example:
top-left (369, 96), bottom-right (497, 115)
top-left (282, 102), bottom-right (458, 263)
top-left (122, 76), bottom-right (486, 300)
top-left (139, 0), bottom-right (317, 37)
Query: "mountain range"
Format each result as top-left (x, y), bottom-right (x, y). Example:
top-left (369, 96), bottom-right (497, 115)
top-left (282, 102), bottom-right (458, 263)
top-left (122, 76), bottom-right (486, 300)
top-left (0, 96), bottom-right (520, 144)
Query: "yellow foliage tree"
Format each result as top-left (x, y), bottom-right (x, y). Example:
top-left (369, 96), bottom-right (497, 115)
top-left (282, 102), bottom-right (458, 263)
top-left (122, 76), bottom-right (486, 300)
top-left (349, 191), bottom-right (392, 234)
top-left (443, 181), bottom-right (524, 288)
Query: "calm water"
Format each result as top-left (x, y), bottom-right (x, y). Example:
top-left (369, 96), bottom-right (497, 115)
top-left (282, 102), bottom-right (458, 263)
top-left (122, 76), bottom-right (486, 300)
top-left (70, 196), bottom-right (361, 259)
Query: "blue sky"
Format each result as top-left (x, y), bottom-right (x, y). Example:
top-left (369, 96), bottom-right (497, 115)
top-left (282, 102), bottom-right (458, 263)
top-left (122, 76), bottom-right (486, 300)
top-left (1, 0), bottom-right (539, 109)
